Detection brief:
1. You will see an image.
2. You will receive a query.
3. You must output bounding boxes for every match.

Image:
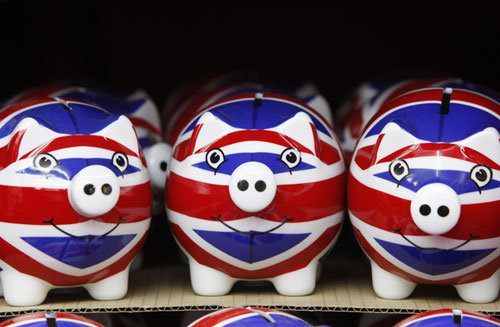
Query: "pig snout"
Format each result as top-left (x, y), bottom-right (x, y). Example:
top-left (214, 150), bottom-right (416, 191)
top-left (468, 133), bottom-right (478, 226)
top-left (229, 162), bottom-right (277, 213)
top-left (68, 165), bottom-right (120, 217)
top-left (410, 183), bottom-right (461, 235)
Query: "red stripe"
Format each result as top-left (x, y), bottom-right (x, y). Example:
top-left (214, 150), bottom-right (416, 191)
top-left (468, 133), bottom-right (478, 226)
top-left (375, 143), bottom-right (500, 170)
top-left (348, 173), bottom-right (500, 239)
top-left (19, 135), bottom-right (140, 160)
top-left (0, 182), bottom-right (151, 224)
top-left (167, 172), bottom-right (344, 222)
top-left (0, 231), bottom-right (148, 286)
top-left (353, 224), bottom-right (500, 285)
top-left (170, 222), bottom-right (340, 279)
top-left (128, 117), bottom-right (161, 137)
top-left (191, 308), bottom-right (254, 326)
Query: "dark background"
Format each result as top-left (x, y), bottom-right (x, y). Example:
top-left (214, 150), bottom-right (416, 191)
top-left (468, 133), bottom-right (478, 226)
top-left (0, 2), bottom-right (499, 326)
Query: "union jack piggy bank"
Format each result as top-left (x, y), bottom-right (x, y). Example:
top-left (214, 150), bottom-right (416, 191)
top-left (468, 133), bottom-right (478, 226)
top-left (0, 312), bottom-right (104, 327)
top-left (187, 307), bottom-right (328, 327)
top-left (165, 78), bottom-right (345, 296)
top-left (5, 84), bottom-right (170, 213)
top-left (348, 79), bottom-right (500, 302)
top-left (0, 95), bottom-right (152, 306)
top-left (394, 309), bottom-right (500, 327)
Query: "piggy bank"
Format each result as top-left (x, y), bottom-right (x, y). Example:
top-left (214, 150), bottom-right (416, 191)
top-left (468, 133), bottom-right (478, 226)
top-left (394, 309), bottom-right (500, 327)
top-left (5, 84), bottom-right (170, 213)
top-left (0, 312), bottom-right (103, 327)
top-left (348, 79), bottom-right (500, 302)
top-left (165, 78), bottom-right (345, 296)
top-left (187, 307), bottom-right (329, 327)
top-left (0, 95), bottom-right (152, 306)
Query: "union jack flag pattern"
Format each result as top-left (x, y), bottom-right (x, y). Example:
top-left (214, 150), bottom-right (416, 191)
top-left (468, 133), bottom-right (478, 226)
top-left (165, 77), bottom-right (345, 296)
top-left (4, 84), bottom-right (170, 213)
top-left (347, 78), bottom-right (500, 303)
top-left (187, 307), bottom-right (327, 327)
top-left (0, 312), bottom-right (104, 327)
top-left (394, 309), bottom-right (500, 327)
top-left (0, 92), bottom-right (152, 306)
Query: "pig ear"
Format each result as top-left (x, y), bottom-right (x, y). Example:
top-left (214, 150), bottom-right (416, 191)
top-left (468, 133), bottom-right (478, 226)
top-left (14, 118), bottom-right (59, 159)
top-left (274, 112), bottom-right (318, 155)
top-left (95, 115), bottom-right (140, 154)
top-left (191, 112), bottom-right (237, 153)
top-left (458, 127), bottom-right (500, 164)
top-left (305, 94), bottom-right (333, 125)
top-left (375, 122), bottom-right (422, 162)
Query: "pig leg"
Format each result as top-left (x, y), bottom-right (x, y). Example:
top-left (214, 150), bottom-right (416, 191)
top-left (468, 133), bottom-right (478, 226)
top-left (85, 265), bottom-right (130, 300)
top-left (455, 268), bottom-right (500, 303)
top-left (189, 258), bottom-right (235, 296)
top-left (371, 259), bottom-right (416, 299)
top-left (1, 269), bottom-right (51, 306)
top-left (272, 261), bottom-right (317, 296)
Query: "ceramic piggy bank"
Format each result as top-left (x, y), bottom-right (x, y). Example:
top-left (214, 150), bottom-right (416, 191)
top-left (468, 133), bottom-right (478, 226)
top-left (0, 312), bottom-right (104, 327)
top-left (348, 79), bottom-right (500, 303)
top-left (394, 309), bottom-right (500, 327)
top-left (165, 78), bottom-right (345, 296)
top-left (0, 95), bottom-right (152, 306)
top-left (5, 84), bottom-right (170, 213)
top-left (187, 307), bottom-right (329, 327)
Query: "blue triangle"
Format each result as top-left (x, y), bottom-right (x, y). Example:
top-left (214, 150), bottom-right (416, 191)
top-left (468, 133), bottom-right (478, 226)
top-left (22, 234), bottom-right (136, 269)
top-left (194, 230), bottom-right (310, 264)
top-left (375, 238), bottom-right (496, 275)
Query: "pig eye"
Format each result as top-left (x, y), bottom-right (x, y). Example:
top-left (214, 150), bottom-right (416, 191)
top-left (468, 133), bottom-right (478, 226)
top-left (33, 153), bottom-right (59, 173)
top-left (470, 164), bottom-right (492, 190)
top-left (111, 152), bottom-right (129, 173)
top-left (280, 148), bottom-right (301, 170)
top-left (389, 159), bottom-right (410, 184)
top-left (206, 148), bottom-right (226, 171)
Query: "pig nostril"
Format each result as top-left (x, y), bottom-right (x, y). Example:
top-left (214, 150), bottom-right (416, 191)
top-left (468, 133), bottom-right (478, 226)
top-left (237, 180), bottom-right (249, 191)
top-left (255, 180), bottom-right (266, 192)
top-left (438, 206), bottom-right (450, 217)
top-left (84, 184), bottom-right (95, 195)
top-left (101, 184), bottom-right (112, 195)
top-left (419, 204), bottom-right (431, 216)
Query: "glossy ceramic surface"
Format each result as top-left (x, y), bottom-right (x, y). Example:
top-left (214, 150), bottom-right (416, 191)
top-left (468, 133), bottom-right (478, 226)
top-left (394, 309), bottom-right (500, 327)
top-left (0, 92), bottom-right (152, 306)
top-left (165, 77), bottom-right (345, 296)
top-left (0, 312), bottom-right (104, 327)
top-left (347, 78), bottom-right (500, 302)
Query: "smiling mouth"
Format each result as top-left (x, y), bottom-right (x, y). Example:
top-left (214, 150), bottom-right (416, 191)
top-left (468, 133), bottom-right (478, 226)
top-left (392, 228), bottom-right (479, 253)
top-left (210, 214), bottom-right (293, 236)
top-left (42, 217), bottom-right (126, 241)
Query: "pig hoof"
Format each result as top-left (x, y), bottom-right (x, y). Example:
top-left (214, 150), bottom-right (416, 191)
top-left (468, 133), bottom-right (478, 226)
top-left (371, 259), bottom-right (416, 299)
top-left (272, 262), bottom-right (317, 296)
top-left (189, 259), bottom-right (235, 296)
top-left (1, 270), bottom-right (51, 306)
top-left (455, 269), bottom-right (500, 303)
top-left (85, 266), bottom-right (130, 300)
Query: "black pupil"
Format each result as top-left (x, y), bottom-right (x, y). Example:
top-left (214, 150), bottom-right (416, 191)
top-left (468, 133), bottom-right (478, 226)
top-left (476, 169), bottom-right (487, 182)
top-left (210, 152), bottom-right (220, 164)
top-left (39, 157), bottom-right (52, 168)
top-left (286, 152), bottom-right (297, 163)
top-left (116, 156), bottom-right (125, 167)
top-left (394, 163), bottom-right (405, 175)
top-left (160, 161), bottom-right (167, 171)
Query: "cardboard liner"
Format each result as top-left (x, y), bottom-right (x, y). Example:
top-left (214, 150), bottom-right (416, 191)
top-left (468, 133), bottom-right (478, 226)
top-left (0, 258), bottom-right (499, 317)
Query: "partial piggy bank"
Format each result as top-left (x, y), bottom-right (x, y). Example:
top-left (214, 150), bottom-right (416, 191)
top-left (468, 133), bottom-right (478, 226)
top-left (165, 78), bottom-right (345, 296)
top-left (394, 309), bottom-right (500, 327)
top-left (0, 312), bottom-right (104, 327)
top-left (187, 307), bottom-right (329, 327)
top-left (5, 84), bottom-right (170, 213)
top-left (348, 79), bottom-right (500, 302)
top-left (0, 96), bottom-right (152, 306)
